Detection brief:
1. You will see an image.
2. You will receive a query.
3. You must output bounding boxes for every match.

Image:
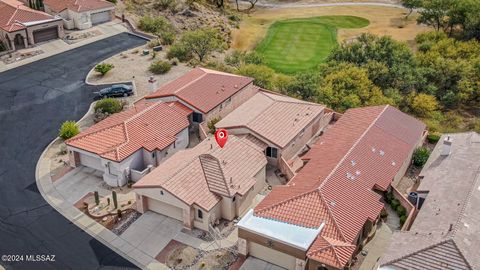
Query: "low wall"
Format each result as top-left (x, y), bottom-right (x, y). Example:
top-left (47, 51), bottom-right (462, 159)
top-left (199, 122), bottom-right (209, 140)
top-left (391, 186), bottom-right (416, 230)
top-left (115, 15), bottom-right (154, 40)
top-left (131, 166), bottom-right (151, 182)
top-left (279, 156), bottom-right (295, 180)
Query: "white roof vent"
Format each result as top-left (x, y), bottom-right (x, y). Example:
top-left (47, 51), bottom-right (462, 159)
top-left (379, 150), bottom-right (385, 156)
top-left (346, 172), bottom-right (355, 180)
top-left (371, 147), bottom-right (376, 152)
top-left (391, 161), bottom-right (396, 166)
top-left (330, 201), bottom-right (336, 207)
top-left (355, 170), bottom-right (361, 175)
top-left (351, 160), bottom-right (356, 166)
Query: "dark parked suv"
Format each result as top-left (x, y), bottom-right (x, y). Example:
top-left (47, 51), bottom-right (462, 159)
top-left (94, 84), bottom-right (133, 99)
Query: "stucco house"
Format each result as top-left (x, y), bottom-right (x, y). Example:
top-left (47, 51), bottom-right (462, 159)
top-left (215, 91), bottom-right (334, 178)
top-left (145, 68), bottom-right (259, 129)
top-left (66, 101), bottom-right (192, 187)
top-left (133, 134), bottom-right (268, 231)
top-left (0, 0), bottom-right (64, 51)
top-left (237, 105), bottom-right (427, 270)
top-left (380, 132), bottom-right (480, 270)
top-left (43, 0), bottom-right (115, 30)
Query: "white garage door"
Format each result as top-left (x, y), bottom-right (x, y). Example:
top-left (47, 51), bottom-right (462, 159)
top-left (147, 198), bottom-right (183, 221)
top-left (91, 10), bottom-right (110, 25)
top-left (79, 153), bottom-right (103, 171)
top-left (249, 242), bottom-right (296, 270)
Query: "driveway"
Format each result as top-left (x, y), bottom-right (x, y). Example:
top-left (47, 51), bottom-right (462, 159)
top-left (0, 33), bottom-right (145, 270)
top-left (240, 257), bottom-right (286, 270)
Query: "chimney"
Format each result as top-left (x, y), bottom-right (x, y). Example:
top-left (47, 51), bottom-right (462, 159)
top-left (441, 136), bottom-right (453, 156)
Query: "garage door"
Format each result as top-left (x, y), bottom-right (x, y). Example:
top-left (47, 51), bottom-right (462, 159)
top-left (33, 27), bottom-right (58, 43)
top-left (147, 198), bottom-right (183, 221)
top-left (91, 11), bottom-right (111, 25)
top-left (79, 153), bottom-right (103, 171)
top-left (249, 242), bottom-right (296, 270)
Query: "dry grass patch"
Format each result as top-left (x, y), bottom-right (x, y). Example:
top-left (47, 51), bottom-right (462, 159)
top-left (231, 6), bottom-right (430, 50)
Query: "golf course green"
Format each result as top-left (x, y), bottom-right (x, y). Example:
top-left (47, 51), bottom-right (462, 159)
top-left (255, 16), bottom-right (370, 74)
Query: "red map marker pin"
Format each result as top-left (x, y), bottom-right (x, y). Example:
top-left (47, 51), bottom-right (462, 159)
top-left (214, 129), bottom-right (228, 148)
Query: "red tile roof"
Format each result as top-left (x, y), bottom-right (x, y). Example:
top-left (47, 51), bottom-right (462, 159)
top-left (43, 0), bottom-right (114, 13)
top-left (0, 0), bottom-right (55, 32)
top-left (134, 135), bottom-right (267, 210)
top-left (66, 101), bottom-right (192, 162)
top-left (145, 68), bottom-right (254, 113)
top-left (253, 105), bottom-right (426, 269)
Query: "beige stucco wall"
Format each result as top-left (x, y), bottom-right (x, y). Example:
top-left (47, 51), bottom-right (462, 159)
top-left (236, 167), bottom-right (266, 217)
top-left (43, 5), bottom-right (114, 30)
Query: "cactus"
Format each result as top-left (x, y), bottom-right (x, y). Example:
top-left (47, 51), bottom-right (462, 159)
top-left (107, 197), bottom-right (110, 206)
top-left (94, 191), bottom-right (99, 206)
top-left (112, 191), bottom-right (118, 209)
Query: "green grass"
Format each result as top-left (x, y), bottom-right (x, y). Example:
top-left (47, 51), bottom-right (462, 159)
top-left (255, 16), bottom-right (370, 74)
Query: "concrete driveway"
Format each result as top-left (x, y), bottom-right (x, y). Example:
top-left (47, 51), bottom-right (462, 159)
top-left (0, 32), bottom-right (145, 270)
top-left (240, 257), bottom-right (286, 270)
top-left (121, 212), bottom-right (183, 258)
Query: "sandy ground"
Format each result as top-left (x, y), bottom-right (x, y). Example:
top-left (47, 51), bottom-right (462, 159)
top-left (231, 6), bottom-right (429, 50)
top-left (87, 45), bottom-right (191, 101)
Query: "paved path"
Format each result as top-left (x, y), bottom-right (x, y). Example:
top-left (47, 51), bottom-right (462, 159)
top-left (0, 33), bottom-right (145, 270)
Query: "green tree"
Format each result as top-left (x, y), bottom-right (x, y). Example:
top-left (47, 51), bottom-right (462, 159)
top-left (94, 98), bottom-right (123, 114)
top-left (59, 121), bottom-right (80, 140)
top-left (416, 0), bottom-right (451, 31)
top-left (410, 93), bottom-right (439, 117)
top-left (237, 64), bottom-right (275, 89)
top-left (286, 71), bottom-right (319, 101)
top-left (176, 29), bottom-right (224, 62)
top-left (317, 64), bottom-right (392, 112)
top-left (402, 0), bottom-right (422, 18)
top-left (413, 147), bottom-right (431, 167)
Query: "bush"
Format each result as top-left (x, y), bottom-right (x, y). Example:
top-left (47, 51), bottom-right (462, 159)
top-left (385, 192), bottom-right (394, 204)
top-left (149, 60), bottom-right (171, 74)
top-left (390, 198), bottom-right (400, 210)
top-left (237, 64), bottom-right (275, 89)
top-left (396, 205), bottom-right (406, 216)
top-left (153, 0), bottom-right (176, 10)
top-left (59, 121), bottom-right (80, 140)
top-left (207, 117), bottom-right (221, 134)
top-left (138, 16), bottom-right (172, 34)
top-left (427, 133), bottom-right (441, 144)
top-left (399, 215), bottom-right (407, 226)
top-left (380, 208), bottom-right (388, 219)
top-left (167, 44), bottom-right (192, 62)
top-left (413, 147), bottom-right (430, 167)
top-left (159, 31), bottom-right (175, 45)
top-left (95, 98), bottom-right (123, 114)
top-left (147, 39), bottom-right (162, 48)
top-left (94, 63), bottom-right (114, 76)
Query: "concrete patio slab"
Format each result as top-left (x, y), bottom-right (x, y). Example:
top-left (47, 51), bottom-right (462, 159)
top-left (240, 257), bottom-right (286, 270)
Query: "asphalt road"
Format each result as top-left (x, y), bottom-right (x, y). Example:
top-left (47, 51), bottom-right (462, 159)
top-left (0, 33), bottom-right (145, 270)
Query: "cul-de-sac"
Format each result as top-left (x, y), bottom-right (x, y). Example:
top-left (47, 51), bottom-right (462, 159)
top-left (0, 0), bottom-right (479, 269)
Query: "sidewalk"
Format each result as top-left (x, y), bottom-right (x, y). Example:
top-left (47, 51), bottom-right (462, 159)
top-left (0, 20), bottom-right (128, 73)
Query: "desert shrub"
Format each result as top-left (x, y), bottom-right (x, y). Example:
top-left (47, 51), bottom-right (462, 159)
top-left (380, 208), bottom-right (388, 219)
top-left (159, 31), bottom-right (175, 45)
top-left (95, 98), bottom-right (123, 114)
top-left (94, 63), bottom-right (114, 76)
top-left (396, 205), bottom-right (406, 216)
top-left (413, 147), bottom-right (430, 167)
top-left (427, 133), bottom-right (441, 144)
top-left (207, 117), bottom-right (221, 134)
top-left (149, 60), bottom-right (171, 74)
top-left (167, 44), bottom-right (192, 61)
top-left (170, 58), bottom-right (179, 66)
top-left (153, 0), bottom-right (176, 10)
top-left (385, 192), bottom-right (394, 204)
top-left (227, 14), bottom-right (240, 22)
top-left (399, 215), bottom-right (407, 226)
top-left (138, 16), bottom-right (171, 33)
top-left (59, 121), bottom-right (80, 140)
top-left (147, 39), bottom-right (162, 48)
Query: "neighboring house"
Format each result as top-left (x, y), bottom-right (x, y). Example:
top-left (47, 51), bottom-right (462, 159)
top-left (43, 0), bottom-right (114, 30)
top-left (0, 0), bottom-right (64, 51)
top-left (133, 134), bottom-right (268, 231)
top-left (215, 91), bottom-right (334, 177)
top-left (66, 101), bottom-right (192, 187)
top-left (145, 68), bottom-right (259, 128)
top-left (237, 105), bottom-right (427, 270)
top-left (380, 132), bottom-right (480, 270)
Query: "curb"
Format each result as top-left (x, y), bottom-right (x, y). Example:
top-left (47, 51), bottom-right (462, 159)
top-left (34, 103), bottom-right (156, 269)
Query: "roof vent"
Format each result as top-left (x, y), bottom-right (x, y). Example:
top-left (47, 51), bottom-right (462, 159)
top-left (222, 160), bottom-right (227, 165)
top-left (351, 160), bottom-right (356, 166)
top-left (441, 135), bottom-right (453, 156)
top-left (346, 172), bottom-right (355, 180)
top-left (355, 170), bottom-right (361, 175)
top-left (391, 161), bottom-right (396, 166)
top-left (234, 84), bottom-right (238, 88)
top-left (371, 147), bottom-right (376, 152)
top-left (330, 201), bottom-right (336, 207)
top-left (379, 150), bottom-right (385, 156)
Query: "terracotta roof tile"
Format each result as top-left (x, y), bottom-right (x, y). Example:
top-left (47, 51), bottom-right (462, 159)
top-left (146, 68), bottom-right (254, 113)
top-left (134, 134), bottom-right (267, 210)
top-left (0, 0), bottom-right (55, 32)
top-left (43, 0), bottom-right (114, 13)
top-left (216, 91), bottom-right (324, 148)
top-left (66, 101), bottom-right (191, 162)
top-left (252, 105), bottom-right (426, 268)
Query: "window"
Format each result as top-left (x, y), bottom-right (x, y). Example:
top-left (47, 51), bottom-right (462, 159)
top-left (160, 190), bottom-right (164, 195)
top-left (192, 112), bottom-right (203, 123)
top-left (265, 147), bottom-right (278, 158)
top-left (197, 209), bottom-right (203, 219)
top-left (152, 152), bottom-right (156, 158)
top-left (173, 141), bottom-right (176, 148)
top-left (232, 196), bottom-right (236, 202)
